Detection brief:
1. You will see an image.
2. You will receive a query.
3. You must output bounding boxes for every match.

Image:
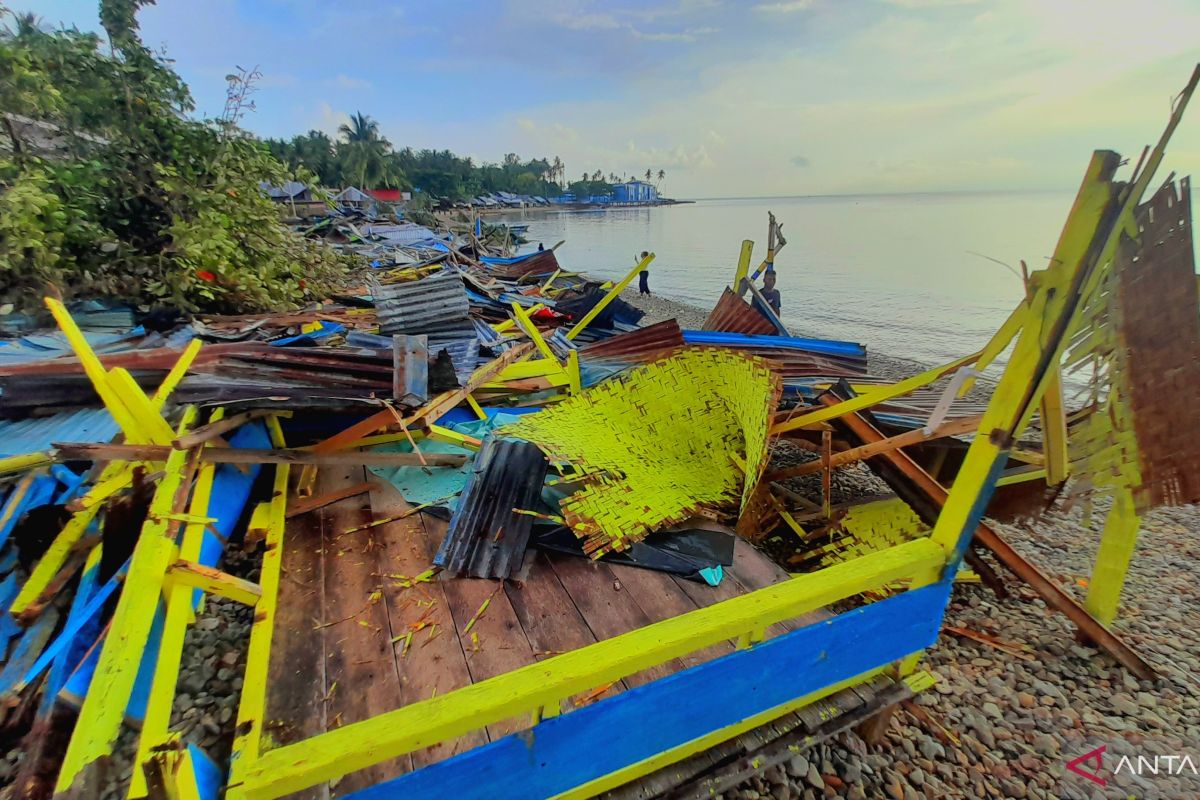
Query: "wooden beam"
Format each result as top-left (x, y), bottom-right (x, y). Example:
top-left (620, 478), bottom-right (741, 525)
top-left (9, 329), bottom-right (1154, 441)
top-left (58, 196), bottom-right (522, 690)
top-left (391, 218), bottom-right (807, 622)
top-left (51, 443), bottom-right (468, 468)
top-left (172, 410), bottom-right (286, 450)
top-left (285, 481), bottom-right (374, 519)
top-left (764, 415), bottom-right (982, 482)
top-left (310, 343), bottom-right (534, 454)
top-left (167, 560), bottom-right (262, 607)
top-left (829, 398), bottom-right (1156, 681)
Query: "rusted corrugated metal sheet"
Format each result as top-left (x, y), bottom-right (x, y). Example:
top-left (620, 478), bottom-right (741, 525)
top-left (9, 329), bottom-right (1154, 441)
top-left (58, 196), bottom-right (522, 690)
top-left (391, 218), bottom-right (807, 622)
top-left (434, 438), bottom-right (549, 579)
top-left (479, 249), bottom-right (560, 280)
top-left (579, 320), bottom-right (684, 364)
top-left (373, 270), bottom-right (473, 337)
top-left (702, 288), bottom-right (775, 335)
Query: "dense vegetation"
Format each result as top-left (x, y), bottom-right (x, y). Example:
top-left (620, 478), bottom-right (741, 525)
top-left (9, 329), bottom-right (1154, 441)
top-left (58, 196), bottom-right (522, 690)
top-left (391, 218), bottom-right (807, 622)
top-left (268, 126), bottom-right (667, 203)
top-left (0, 2), bottom-right (349, 315)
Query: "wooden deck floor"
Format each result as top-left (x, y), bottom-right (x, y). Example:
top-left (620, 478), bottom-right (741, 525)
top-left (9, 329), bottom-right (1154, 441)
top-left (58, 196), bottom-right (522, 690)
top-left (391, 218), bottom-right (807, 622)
top-left (265, 466), bottom-right (805, 798)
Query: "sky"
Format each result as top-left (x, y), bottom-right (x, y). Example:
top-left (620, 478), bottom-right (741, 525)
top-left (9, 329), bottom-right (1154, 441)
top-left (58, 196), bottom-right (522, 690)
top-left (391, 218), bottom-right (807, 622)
top-left (24, 0), bottom-right (1200, 198)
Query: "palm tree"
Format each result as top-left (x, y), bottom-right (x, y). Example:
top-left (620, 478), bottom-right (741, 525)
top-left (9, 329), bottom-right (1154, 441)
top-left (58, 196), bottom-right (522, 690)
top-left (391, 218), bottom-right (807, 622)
top-left (657, 169), bottom-right (666, 189)
top-left (552, 156), bottom-right (564, 188)
top-left (645, 168), bottom-right (652, 182)
top-left (337, 112), bottom-right (394, 188)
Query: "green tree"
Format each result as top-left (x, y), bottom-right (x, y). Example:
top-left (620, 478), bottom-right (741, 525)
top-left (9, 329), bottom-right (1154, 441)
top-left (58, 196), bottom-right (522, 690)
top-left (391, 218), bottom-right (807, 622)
top-left (0, 1), bottom-right (350, 314)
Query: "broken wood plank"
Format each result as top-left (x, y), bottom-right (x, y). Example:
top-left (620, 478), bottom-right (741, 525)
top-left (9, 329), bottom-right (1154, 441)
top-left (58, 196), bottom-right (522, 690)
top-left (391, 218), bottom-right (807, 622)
top-left (286, 483), bottom-right (373, 519)
top-left (171, 410), bottom-right (285, 450)
top-left (52, 443), bottom-right (467, 468)
top-left (764, 415), bottom-right (982, 483)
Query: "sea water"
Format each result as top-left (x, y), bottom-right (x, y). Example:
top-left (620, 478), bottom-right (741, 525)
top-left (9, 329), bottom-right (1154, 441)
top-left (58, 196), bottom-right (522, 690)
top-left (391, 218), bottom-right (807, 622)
top-left (501, 192), bottom-right (1082, 367)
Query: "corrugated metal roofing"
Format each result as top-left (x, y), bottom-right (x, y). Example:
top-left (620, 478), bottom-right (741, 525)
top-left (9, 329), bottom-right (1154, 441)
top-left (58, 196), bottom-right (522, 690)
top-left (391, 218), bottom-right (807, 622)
top-left (580, 319), bottom-right (684, 364)
top-left (373, 271), bottom-right (474, 337)
top-left (702, 288), bottom-right (776, 335)
top-left (434, 437), bottom-right (549, 579)
top-left (0, 408), bottom-right (119, 458)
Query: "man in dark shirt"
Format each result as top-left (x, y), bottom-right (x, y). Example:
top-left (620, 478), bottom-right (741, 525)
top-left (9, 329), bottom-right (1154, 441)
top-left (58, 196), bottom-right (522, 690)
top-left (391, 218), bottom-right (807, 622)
top-left (759, 269), bottom-right (781, 313)
top-left (637, 251), bottom-right (651, 295)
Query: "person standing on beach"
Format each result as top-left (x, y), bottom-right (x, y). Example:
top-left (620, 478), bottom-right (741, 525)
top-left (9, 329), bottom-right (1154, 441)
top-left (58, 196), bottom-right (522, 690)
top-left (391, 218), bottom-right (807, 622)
top-left (759, 269), bottom-right (781, 314)
top-left (637, 251), bottom-right (651, 295)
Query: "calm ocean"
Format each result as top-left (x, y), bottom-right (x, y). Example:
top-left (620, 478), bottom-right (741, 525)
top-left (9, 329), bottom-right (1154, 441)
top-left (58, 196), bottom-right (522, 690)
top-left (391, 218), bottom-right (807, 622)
top-left (502, 192), bottom-right (1081, 367)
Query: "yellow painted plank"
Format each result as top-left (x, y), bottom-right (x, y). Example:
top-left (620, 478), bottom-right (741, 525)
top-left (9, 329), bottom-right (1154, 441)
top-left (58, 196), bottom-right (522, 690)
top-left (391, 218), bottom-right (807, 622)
top-left (106, 367), bottom-right (178, 444)
top-left (151, 338), bottom-right (202, 410)
top-left (10, 465), bottom-right (133, 616)
top-left (1085, 486), bottom-right (1141, 625)
top-left (56, 406), bottom-right (201, 794)
top-left (930, 150), bottom-right (1121, 556)
top-left (166, 561), bottom-right (262, 607)
top-left (230, 537), bottom-right (945, 800)
top-left (565, 253), bottom-right (654, 341)
top-left (0, 452), bottom-right (53, 475)
top-left (44, 297), bottom-right (148, 443)
top-left (229, 416), bottom-right (290, 776)
top-left (510, 301), bottom-right (557, 362)
top-left (732, 239), bottom-right (754, 296)
top-left (129, 407), bottom-right (223, 798)
top-left (1039, 367), bottom-right (1069, 485)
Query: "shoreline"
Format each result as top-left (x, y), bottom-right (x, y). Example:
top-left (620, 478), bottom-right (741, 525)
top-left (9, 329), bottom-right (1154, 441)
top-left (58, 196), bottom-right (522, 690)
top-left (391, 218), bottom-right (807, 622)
top-left (620, 288), bottom-right (941, 385)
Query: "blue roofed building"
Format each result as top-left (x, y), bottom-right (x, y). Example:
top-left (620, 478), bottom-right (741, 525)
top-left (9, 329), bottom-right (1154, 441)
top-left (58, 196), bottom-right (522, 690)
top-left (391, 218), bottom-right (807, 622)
top-left (612, 180), bottom-right (659, 205)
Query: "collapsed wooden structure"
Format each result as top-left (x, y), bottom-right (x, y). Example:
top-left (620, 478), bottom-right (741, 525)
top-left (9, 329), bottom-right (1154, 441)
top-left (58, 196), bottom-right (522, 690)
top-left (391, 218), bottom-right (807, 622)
top-left (0, 65), bottom-right (1195, 800)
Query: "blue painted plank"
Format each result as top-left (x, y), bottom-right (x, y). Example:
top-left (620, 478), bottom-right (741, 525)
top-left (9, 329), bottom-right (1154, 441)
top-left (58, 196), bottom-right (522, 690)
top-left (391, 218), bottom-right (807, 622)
top-left (343, 582), bottom-right (952, 800)
top-left (38, 560), bottom-right (104, 716)
top-left (60, 422), bottom-right (267, 716)
top-left (189, 744), bottom-right (224, 800)
top-left (0, 571), bottom-right (23, 653)
top-left (681, 329), bottom-right (866, 359)
top-left (11, 562), bottom-right (126, 701)
top-left (0, 607), bottom-right (60, 692)
top-left (0, 474), bottom-right (58, 550)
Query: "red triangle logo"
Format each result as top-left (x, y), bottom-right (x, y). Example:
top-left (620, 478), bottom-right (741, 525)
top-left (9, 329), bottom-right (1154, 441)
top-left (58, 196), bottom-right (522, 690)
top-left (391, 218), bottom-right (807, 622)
top-left (1066, 744), bottom-right (1107, 787)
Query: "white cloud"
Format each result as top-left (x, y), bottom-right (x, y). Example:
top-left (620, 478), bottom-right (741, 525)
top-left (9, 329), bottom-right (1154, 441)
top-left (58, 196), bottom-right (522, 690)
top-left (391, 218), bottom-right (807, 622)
top-left (327, 74), bottom-right (371, 90)
top-left (753, 0), bottom-right (815, 13)
top-left (553, 11), bottom-right (621, 30)
top-left (314, 102), bottom-right (351, 137)
top-left (631, 26), bottom-right (718, 41)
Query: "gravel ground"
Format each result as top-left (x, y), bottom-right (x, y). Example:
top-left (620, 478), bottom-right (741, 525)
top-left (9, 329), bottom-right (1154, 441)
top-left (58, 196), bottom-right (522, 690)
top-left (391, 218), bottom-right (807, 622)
top-left (623, 291), bottom-right (1200, 799)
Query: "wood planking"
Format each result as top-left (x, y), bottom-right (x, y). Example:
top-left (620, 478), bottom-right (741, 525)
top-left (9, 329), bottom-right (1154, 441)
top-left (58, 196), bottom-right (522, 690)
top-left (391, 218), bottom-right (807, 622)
top-left (416, 511), bottom-right (540, 740)
top-left (547, 554), bottom-right (687, 688)
top-left (504, 552), bottom-right (624, 708)
top-left (262, 506), bottom-right (327, 771)
top-left (365, 475), bottom-right (485, 768)
top-left (318, 465), bottom-right (410, 794)
top-left (607, 563), bottom-right (733, 670)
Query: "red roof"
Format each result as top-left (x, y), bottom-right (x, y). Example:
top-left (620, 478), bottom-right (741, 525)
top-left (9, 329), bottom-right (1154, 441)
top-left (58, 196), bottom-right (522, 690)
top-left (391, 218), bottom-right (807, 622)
top-left (367, 188), bottom-right (402, 201)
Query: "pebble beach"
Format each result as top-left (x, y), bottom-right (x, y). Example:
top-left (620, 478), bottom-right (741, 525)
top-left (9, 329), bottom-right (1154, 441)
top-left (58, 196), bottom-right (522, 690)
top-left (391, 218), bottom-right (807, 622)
top-left (625, 290), bottom-right (1200, 800)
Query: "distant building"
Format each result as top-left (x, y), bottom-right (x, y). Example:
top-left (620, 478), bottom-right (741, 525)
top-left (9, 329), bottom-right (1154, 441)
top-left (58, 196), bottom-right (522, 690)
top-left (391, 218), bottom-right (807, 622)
top-left (260, 180), bottom-right (312, 202)
top-left (334, 186), bottom-right (373, 209)
top-left (612, 180), bottom-right (658, 205)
